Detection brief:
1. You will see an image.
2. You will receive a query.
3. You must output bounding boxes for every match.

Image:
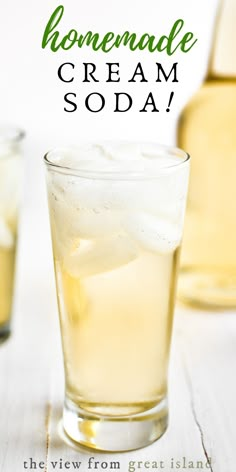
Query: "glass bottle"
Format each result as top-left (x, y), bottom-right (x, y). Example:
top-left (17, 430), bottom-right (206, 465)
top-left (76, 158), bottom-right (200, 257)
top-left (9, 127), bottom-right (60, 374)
top-left (177, 0), bottom-right (236, 308)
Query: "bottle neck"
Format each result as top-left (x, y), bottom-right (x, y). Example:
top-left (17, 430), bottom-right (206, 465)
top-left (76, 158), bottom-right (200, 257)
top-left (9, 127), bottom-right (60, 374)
top-left (207, 0), bottom-right (236, 79)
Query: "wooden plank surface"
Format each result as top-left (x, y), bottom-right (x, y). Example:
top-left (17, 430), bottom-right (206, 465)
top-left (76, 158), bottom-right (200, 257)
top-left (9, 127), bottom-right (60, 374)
top-left (0, 168), bottom-right (235, 471)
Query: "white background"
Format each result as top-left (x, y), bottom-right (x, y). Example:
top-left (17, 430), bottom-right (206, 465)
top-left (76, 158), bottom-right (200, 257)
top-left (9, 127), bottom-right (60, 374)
top-left (1, 0), bottom-right (218, 143)
top-left (0, 0), bottom-right (218, 275)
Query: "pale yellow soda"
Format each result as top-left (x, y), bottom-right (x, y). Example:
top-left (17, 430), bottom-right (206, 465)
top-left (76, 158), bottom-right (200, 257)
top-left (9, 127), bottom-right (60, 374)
top-left (54, 246), bottom-right (179, 416)
top-left (0, 247), bottom-right (16, 327)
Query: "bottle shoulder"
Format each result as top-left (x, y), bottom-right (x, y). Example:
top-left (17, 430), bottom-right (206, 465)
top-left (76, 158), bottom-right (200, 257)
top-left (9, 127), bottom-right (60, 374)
top-left (179, 80), bottom-right (236, 121)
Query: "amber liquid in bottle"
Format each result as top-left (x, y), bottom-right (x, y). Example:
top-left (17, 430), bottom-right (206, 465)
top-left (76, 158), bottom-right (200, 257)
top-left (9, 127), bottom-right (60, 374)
top-left (178, 0), bottom-right (236, 308)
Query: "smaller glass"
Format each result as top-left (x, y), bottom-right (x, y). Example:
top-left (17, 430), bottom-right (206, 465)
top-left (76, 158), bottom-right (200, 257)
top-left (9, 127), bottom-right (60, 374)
top-left (44, 142), bottom-right (190, 452)
top-left (0, 126), bottom-right (24, 341)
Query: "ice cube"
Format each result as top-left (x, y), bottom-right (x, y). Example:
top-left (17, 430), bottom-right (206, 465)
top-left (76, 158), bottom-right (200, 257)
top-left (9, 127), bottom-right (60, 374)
top-left (49, 173), bottom-right (169, 240)
top-left (52, 144), bottom-right (108, 169)
top-left (123, 213), bottom-right (181, 254)
top-left (64, 234), bottom-right (138, 278)
top-left (102, 142), bottom-right (143, 161)
top-left (0, 217), bottom-right (14, 248)
top-left (49, 186), bottom-right (122, 241)
top-left (50, 171), bottom-right (108, 211)
top-left (68, 208), bottom-right (122, 239)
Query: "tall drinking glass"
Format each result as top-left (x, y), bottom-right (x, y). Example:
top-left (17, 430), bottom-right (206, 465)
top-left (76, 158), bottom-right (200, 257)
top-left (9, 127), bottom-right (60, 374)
top-left (0, 127), bottom-right (24, 341)
top-left (44, 143), bottom-right (190, 451)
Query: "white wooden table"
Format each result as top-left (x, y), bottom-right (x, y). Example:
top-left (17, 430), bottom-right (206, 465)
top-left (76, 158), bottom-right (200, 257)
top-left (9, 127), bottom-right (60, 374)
top-left (0, 157), bottom-right (235, 471)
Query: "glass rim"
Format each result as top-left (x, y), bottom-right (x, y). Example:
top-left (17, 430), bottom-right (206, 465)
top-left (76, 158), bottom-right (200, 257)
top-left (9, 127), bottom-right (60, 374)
top-left (44, 141), bottom-right (190, 180)
top-left (0, 125), bottom-right (25, 144)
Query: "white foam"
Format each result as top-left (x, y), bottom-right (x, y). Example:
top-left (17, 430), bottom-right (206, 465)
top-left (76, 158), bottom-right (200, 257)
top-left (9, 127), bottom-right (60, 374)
top-left (64, 234), bottom-right (138, 278)
top-left (48, 144), bottom-right (189, 260)
top-left (50, 173), bottom-right (155, 216)
top-left (102, 142), bottom-right (143, 161)
top-left (51, 144), bottom-right (107, 168)
top-left (51, 161), bottom-right (188, 215)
